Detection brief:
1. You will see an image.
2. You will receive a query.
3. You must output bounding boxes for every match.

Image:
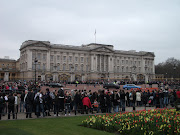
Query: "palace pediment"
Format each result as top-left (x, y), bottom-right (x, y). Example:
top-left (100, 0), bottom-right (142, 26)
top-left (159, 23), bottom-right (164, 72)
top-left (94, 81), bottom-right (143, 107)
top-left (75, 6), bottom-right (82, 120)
top-left (144, 52), bottom-right (155, 57)
top-left (90, 46), bottom-right (114, 53)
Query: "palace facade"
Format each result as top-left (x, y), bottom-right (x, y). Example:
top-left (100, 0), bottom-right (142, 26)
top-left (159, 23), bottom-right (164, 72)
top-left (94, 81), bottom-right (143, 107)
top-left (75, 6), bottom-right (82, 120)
top-left (0, 58), bottom-right (20, 81)
top-left (19, 40), bottom-right (155, 82)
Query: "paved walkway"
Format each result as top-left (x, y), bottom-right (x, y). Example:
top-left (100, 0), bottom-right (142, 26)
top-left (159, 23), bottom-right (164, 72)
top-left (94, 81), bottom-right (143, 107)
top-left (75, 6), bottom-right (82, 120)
top-left (1, 106), bottom-right (173, 121)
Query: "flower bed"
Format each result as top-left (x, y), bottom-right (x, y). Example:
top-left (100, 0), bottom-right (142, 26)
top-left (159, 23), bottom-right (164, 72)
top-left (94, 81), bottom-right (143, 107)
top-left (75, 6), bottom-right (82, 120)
top-left (82, 109), bottom-right (180, 135)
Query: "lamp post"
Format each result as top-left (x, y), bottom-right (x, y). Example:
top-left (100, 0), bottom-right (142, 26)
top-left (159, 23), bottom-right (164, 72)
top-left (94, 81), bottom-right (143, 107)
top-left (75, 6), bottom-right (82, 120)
top-left (107, 71), bottom-right (109, 82)
top-left (71, 65), bottom-right (74, 83)
top-left (173, 64), bottom-right (176, 81)
top-left (144, 65), bottom-right (148, 83)
top-left (34, 58), bottom-right (38, 83)
top-left (131, 64), bottom-right (137, 81)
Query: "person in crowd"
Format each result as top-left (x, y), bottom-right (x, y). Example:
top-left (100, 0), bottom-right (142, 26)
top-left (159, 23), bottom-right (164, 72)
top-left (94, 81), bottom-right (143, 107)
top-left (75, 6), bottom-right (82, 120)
top-left (53, 90), bottom-right (60, 116)
top-left (34, 89), bottom-right (45, 118)
top-left (74, 90), bottom-right (81, 115)
top-left (155, 90), bottom-right (160, 108)
top-left (159, 89), bottom-right (164, 108)
top-left (125, 91), bottom-right (130, 107)
top-left (169, 91), bottom-right (175, 107)
top-left (163, 89), bottom-right (169, 107)
top-left (120, 90), bottom-right (126, 112)
top-left (82, 93), bottom-right (92, 114)
top-left (175, 89), bottom-right (180, 111)
top-left (7, 93), bottom-right (15, 119)
top-left (99, 90), bottom-right (106, 113)
top-left (111, 90), bottom-right (119, 113)
top-left (0, 93), bottom-right (5, 120)
top-left (44, 88), bottom-right (51, 116)
top-left (24, 89), bottom-right (34, 118)
top-left (20, 91), bottom-right (25, 113)
top-left (92, 98), bottom-right (99, 113)
top-left (64, 92), bottom-right (72, 116)
top-left (58, 88), bottom-right (65, 114)
top-left (132, 90), bottom-right (136, 111)
top-left (129, 91), bottom-right (133, 107)
top-left (14, 93), bottom-right (19, 119)
top-left (136, 90), bottom-right (141, 107)
top-left (106, 92), bottom-right (112, 113)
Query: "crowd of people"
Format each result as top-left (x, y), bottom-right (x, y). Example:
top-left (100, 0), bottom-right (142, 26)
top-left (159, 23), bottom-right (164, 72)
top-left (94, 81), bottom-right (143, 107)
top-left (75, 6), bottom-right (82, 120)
top-left (0, 81), bottom-right (180, 120)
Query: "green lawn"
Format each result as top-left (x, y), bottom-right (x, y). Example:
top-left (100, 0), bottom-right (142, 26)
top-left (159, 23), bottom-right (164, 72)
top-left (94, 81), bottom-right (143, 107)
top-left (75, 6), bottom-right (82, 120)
top-left (0, 116), bottom-right (114, 135)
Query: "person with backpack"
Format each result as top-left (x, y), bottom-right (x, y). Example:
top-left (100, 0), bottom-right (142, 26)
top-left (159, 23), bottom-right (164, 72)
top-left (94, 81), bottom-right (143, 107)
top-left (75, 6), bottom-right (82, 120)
top-left (64, 92), bottom-right (72, 116)
top-left (34, 89), bottom-right (45, 118)
top-left (58, 88), bottom-right (65, 114)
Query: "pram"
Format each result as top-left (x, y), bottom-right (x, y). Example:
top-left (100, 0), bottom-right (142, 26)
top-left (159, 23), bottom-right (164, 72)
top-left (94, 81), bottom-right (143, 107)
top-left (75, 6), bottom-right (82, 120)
top-left (148, 96), bottom-right (154, 106)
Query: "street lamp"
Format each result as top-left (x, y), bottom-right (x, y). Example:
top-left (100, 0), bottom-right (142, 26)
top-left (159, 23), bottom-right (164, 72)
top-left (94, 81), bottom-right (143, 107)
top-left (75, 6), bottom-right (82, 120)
top-left (107, 71), bottom-right (109, 82)
top-left (71, 65), bottom-right (74, 83)
top-left (34, 58), bottom-right (38, 83)
top-left (131, 64), bottom-right (137, 81)
top-left (173, 64), bottom-right (176, 81)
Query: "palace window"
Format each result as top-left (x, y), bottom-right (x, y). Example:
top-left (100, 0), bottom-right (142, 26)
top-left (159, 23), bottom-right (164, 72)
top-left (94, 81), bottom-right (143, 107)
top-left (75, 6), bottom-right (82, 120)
top-left (75, 57), bottom-right (78, 62)
top-left (50, 55), bottom-right (54, 61)
top-left (69, 56), bottom-right (72, 62)
top-left (57, 55), bottom-right (60, 61)
top-left (63, 64), bottom-right (66, 71)
top-left (43, 63), bottom-right (46, 70)
top-left (81, 57), bottom-right (84, 63)
top-left (43, 54), bottom-right (47, 61)
top-left (63, 56), bottom-right (66, 62)
top-left (37, 53), bottom-right (41, 60)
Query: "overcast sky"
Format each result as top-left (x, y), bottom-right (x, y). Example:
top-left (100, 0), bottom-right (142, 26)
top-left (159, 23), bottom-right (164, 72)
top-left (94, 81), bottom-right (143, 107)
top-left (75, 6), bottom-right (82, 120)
top-left (0, 0), bottom-right (180, 64)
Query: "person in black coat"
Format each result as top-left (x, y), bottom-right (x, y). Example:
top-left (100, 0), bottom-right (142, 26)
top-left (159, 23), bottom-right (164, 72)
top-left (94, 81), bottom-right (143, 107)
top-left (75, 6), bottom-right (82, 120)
top-left (120, 90), bottom-right (126, 112)
top-left (44, 88), bottom-right (51, 116)
top-left (111, 90), bottom-right (119, 112)
top-left (99, 90), bottom-right (106, 113)
top-left (0, 93), bottom-right (5, 120)
top-left (7, 93), bottom-right (15, 119)
top-left (25, 90), bottom-right (34, 118)
top-left (106, 92), bottom-right (112, 113)
top-left (53, 90), bottom-right (60, 116)
top-left (58, 88), bottom-right (65, 113)
top-left (74, 91), bottom-right (81, 115)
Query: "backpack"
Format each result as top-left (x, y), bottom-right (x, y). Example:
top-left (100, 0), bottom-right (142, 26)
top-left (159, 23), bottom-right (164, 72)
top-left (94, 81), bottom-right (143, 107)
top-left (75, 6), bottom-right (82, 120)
top-left (34, 95), bottom-right (40, 104)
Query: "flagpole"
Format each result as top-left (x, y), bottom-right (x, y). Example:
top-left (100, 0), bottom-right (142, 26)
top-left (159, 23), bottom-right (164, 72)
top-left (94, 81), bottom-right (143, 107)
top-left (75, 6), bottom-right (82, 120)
top-left (94, 29), bottom-right (96, 44)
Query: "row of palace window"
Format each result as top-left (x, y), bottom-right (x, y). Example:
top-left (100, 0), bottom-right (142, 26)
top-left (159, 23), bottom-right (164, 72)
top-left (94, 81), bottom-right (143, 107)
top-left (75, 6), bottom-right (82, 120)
top-left (31, 53), bottom-right (153, 67)
top-left (30, 63), bottom-right (153, 74)
top-left (32, 63), bottom-right (89, 72)
top-left (32, 53), bottom-right (89, 63)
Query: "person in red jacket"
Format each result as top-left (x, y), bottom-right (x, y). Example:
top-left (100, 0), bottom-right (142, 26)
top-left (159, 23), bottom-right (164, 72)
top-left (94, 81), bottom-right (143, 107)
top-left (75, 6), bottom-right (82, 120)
top-left (82, 93), bottom-right (92, 114)
top-left (175, 89), bottom-right (180, 111)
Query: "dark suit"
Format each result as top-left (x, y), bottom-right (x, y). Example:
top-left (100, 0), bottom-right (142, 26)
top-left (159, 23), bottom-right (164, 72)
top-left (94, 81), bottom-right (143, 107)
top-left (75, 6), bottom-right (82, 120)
top-left (8, 95), bottom-right (15, 119)
top-left (25, 92), bottom-right (34, 118)
top-left (0, 97), bottom-right (4, 120)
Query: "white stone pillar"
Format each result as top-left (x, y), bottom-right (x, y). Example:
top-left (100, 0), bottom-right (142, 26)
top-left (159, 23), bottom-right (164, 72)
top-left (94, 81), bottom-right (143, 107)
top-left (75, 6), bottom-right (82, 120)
top-left (41, 75), bottom-right (45, 81)
top-left (47, 51), bottom-right (50, 71)
top-left (99, 54), bottom-right (101, 72)
top-left (27, 50), bottom-right (32, 70)
top-left (91, 55), bottom-right (94, 72)
top-left (108, 56), bottom-right (111, 72)
top-left (4, 72), bottom-right (9, 81)
top-left (94, 55), bottom-right (98, 72)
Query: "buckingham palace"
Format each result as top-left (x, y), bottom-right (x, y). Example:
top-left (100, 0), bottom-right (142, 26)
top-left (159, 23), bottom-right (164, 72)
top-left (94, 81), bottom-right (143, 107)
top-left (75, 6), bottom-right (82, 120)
top-left (19, 40), bottom-right (155, 82)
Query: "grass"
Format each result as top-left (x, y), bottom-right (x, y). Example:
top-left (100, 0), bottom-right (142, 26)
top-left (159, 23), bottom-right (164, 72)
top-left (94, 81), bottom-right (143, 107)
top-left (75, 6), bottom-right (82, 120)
top-left (0, 116), bottom-right (114, 135)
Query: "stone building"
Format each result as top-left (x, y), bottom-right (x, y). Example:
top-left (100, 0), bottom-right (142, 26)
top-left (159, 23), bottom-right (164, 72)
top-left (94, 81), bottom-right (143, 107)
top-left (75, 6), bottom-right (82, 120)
top-left (19, 40), bottom-right (155, 82)
top-left (0, 57), bottom-right (20, 81)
